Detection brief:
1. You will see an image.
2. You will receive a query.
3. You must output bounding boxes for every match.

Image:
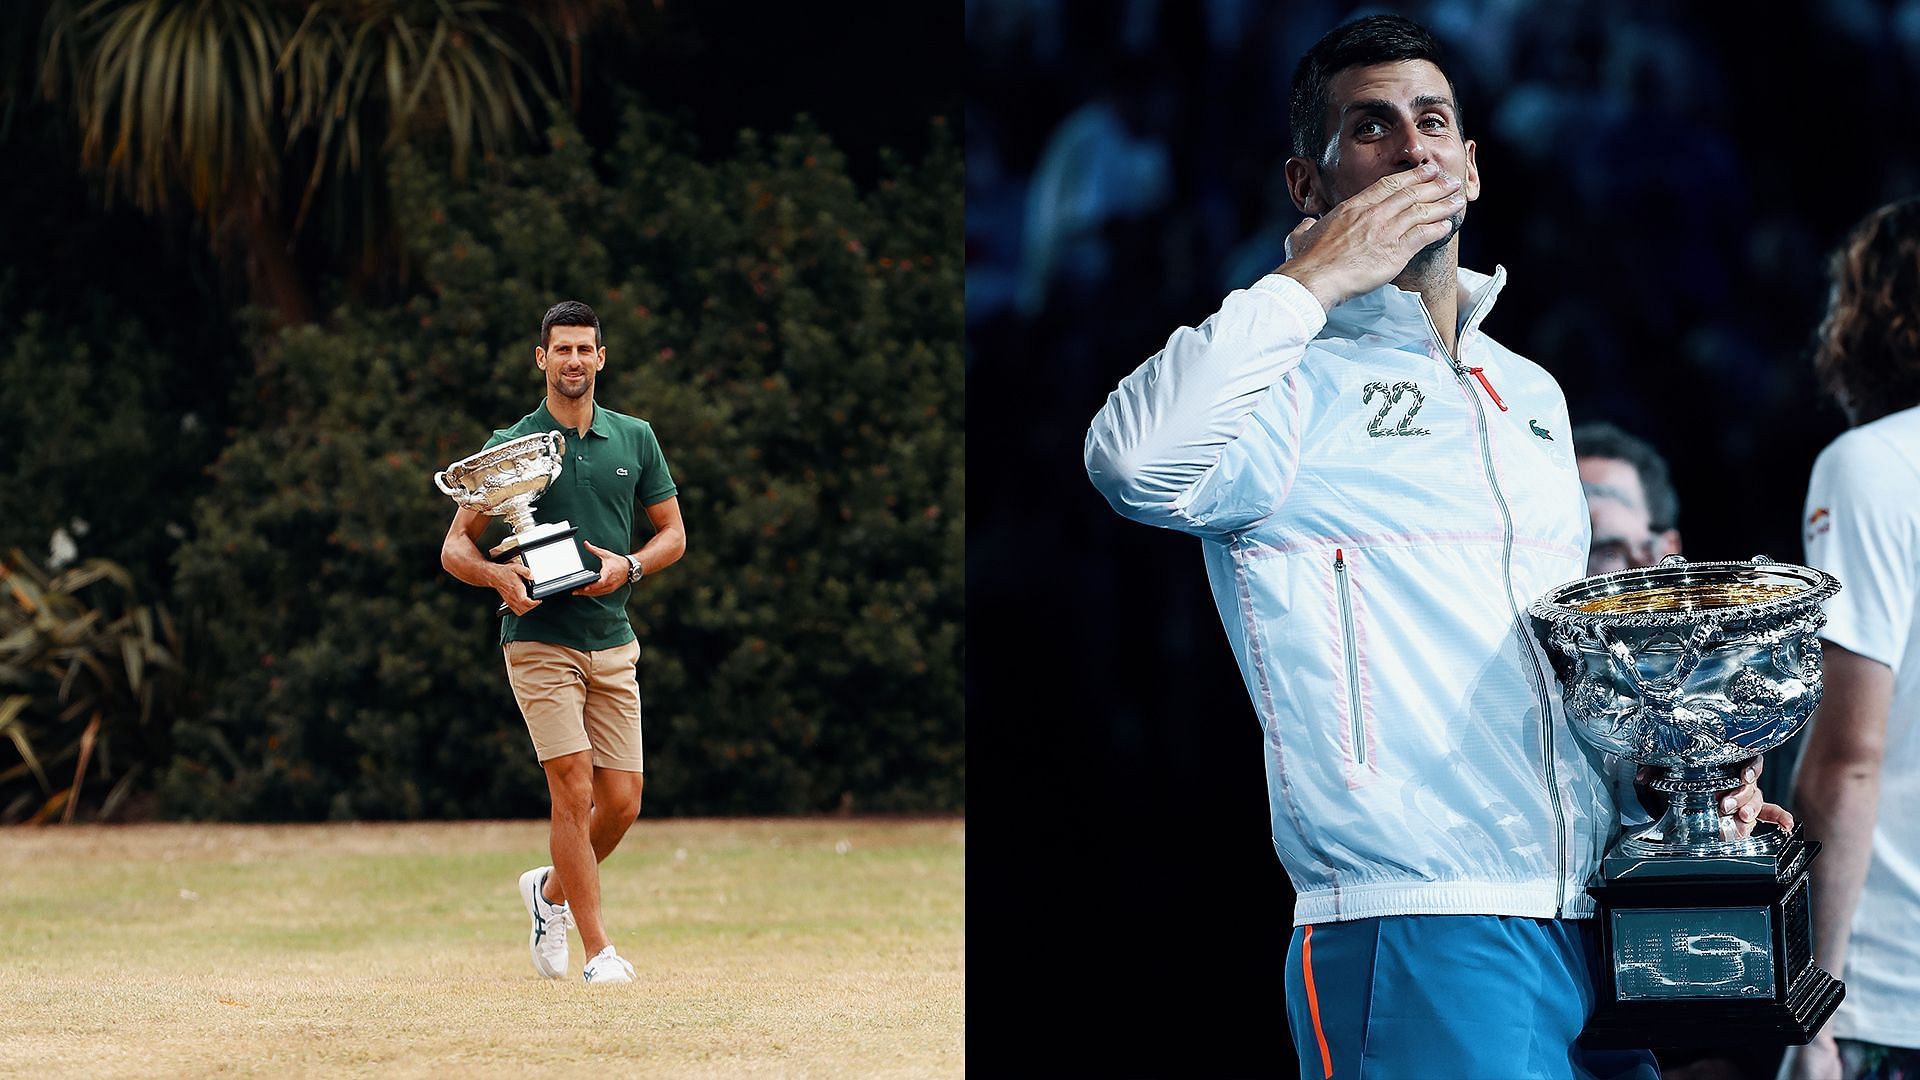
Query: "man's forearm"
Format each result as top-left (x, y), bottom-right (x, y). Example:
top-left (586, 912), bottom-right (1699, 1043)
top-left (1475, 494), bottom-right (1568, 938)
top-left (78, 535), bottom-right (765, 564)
top-left (442, 533), bottom-right (500, 588)
top-left (633, 528), bottom-right (685, 575)
top-left (1795, 759), bottom-right (1881, 976)
top-left (1082, 274), bottom-right (1325, 536)
top-left (1790, 643), bottom-right (1895, 979)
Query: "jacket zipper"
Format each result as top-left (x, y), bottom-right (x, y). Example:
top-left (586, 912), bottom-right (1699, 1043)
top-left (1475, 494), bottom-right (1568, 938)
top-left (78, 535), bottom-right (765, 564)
top-left (1334, 549), bottom-right (1365, 766)
top-left (1466, 367), bottom-right (1508, 411)
top-left (1418, 295), bottom-right (1569, 917)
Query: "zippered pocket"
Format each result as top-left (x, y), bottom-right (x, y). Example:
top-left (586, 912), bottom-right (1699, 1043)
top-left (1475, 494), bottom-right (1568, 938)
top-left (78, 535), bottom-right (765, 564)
top-left (1333, 548), bottom-right (1366, 767)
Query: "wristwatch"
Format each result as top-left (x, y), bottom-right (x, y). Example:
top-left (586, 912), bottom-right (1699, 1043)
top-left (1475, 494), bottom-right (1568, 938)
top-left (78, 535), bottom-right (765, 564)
top-left (625, 553), bottom-right (644, 584)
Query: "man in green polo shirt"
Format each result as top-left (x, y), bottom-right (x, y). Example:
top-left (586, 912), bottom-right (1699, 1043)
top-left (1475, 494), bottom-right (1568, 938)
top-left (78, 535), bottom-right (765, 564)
top-left (439, 300), bottom-right (685, 986)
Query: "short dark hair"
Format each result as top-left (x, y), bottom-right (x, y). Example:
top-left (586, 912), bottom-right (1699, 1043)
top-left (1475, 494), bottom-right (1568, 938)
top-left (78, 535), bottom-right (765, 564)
top-left (1813, 197), bottom-right (1920, 425)
top-left (1572, 421), bottom-right (1679, 531)
top-left (1288, 15), bottom-right (1461, 162)
top-left (540, 300), bottom-right (601, 350)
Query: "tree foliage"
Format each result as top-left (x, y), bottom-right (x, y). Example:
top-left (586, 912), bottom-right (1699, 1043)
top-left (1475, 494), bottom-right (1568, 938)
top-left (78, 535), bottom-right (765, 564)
top-left (34, 0), bottom-right (564, 323)
top-left (159, 107), bottom-right (962, 819)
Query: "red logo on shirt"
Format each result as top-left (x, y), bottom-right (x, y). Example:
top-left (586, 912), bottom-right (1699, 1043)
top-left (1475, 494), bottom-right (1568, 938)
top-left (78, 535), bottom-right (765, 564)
top-left (1806, 507), bottom-right (1831, 544)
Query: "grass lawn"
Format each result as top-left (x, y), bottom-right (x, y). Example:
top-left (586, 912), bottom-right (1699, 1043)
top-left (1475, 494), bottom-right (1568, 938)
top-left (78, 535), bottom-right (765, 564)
top-left (0, 818), bottom-right (964, 1077)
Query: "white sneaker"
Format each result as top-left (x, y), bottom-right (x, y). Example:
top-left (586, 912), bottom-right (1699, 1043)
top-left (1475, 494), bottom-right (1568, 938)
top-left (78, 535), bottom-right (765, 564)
top-left (518, 866), bottom-right (572, 979)
top-left (582, 945), bottom-right (634, 985)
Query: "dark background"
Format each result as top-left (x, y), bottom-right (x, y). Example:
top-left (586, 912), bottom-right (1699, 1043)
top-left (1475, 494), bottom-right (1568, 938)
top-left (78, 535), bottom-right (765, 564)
top-left (0, 3), bottom-right (963, 821)
top-left (966, 1), bottom-right (1918, 1075)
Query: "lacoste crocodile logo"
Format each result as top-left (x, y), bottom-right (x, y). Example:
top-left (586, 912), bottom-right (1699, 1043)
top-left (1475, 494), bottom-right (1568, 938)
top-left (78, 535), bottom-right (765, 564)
top-left (1529, 420), bottom-right (1553, 441)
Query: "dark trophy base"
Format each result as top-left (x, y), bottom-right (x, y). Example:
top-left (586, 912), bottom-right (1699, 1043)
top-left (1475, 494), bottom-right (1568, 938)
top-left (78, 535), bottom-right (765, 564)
top-left (490, 525), bottom-right (602, 616)
top-left (1579, 825), bottom-right (1844, 1048)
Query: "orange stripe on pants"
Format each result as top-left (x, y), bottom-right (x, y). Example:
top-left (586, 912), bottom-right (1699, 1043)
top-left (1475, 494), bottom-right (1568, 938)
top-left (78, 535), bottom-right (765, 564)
top-left (1302, 924), bottom-right (1334, 1078)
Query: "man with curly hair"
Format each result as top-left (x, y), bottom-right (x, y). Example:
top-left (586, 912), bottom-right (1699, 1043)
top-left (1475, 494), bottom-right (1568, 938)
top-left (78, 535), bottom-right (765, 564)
top-left (1783, 199), bottom-right (1920, 1080)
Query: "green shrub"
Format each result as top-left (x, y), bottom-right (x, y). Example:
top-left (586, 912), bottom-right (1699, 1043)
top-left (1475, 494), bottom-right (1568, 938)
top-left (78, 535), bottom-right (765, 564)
top-left (160, 108), bottom-right (961, 819)
top-left (0, 550), bottom-right (183, 823)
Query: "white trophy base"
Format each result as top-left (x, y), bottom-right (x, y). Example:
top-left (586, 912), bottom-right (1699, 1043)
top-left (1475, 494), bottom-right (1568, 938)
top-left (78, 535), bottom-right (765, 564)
top-left (491, 521), bottom-right (601, 612)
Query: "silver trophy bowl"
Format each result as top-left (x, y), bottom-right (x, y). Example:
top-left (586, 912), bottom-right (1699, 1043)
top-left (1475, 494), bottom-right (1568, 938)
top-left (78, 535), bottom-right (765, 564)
top-left (434, 430), bottom-right (600, 611)
top-left (433, 431), bottom-right (567, 545)
top-left (1530, 555), bottom-right (1839, 862)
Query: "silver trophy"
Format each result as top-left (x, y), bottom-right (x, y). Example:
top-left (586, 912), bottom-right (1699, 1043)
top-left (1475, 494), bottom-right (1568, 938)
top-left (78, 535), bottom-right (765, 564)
top-left (1530, 554), bottom-right (1843, 1046)
top-left (434, 431), bottom-right (600, 613)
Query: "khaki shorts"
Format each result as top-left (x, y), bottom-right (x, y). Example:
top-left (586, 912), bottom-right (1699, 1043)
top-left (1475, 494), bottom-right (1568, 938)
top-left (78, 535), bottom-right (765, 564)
top-left (502, 639), bottom-right (644, 772)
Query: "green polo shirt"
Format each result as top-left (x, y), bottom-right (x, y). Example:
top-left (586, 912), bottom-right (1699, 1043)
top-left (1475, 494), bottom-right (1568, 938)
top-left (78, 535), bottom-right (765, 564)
top-left (481, 399), bottom-right (677, 651)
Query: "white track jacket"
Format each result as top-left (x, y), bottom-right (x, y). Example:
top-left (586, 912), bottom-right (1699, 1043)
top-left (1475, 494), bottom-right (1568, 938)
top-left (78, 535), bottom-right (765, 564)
top-left (1086, 267), bottom-right (1628, 924)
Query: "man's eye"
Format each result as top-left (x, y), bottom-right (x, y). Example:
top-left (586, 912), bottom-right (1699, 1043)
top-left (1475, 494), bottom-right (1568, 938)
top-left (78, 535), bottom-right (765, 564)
top-left (1355, 120), bottom-right (1383, 137)
top-left (1419, 115), bottom-right (1447, 129)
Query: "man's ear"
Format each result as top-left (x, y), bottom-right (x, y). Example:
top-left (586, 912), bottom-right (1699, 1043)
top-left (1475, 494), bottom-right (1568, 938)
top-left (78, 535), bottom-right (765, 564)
top-left (1284, 156), bottom-right (1329, 216)
top-left (1462, 139), bottom-right (1482, 203)
top-left (535, 346), bottom-right (548, 370)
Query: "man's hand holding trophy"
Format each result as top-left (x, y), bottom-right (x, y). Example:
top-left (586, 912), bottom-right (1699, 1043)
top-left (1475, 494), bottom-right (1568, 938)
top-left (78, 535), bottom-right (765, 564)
top-left (434, 431), bottom-right (601, 615)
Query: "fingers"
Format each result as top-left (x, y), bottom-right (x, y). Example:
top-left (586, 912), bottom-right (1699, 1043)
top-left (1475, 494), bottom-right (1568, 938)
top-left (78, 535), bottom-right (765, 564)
top-left (1283, 216), bottom-right (1318, 261)
top-left (1720, 785), bottom-right (1761, 818)
top-left (1716, 762), bottom-right (1767, 839)
top-left (1758, 802), bottom-right (1795, 833)
top-left (496, 561), bottom-right (538, 612)
top-left (1353, 162), bottom-right (1462, 210)
top-left (1388, 185), bottom-right (1465, 234)
top-left (1721, 785), bottom-right (1761, 840)
top-left (1348, 162), bottom-right (1431, 206)
top-left (572, 564), bottom-right (622, 596)
top-left (583, 541), bottom-right (611, 556)
top-left (1278, 163), bottom-right (1465, 310)
top-left (1719, 780), bottom-right (1793, 841)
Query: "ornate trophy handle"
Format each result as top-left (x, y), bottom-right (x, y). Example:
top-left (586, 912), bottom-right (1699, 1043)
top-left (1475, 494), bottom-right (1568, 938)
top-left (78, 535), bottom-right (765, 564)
top-left (1596, 619), bottom-right (1721, 701)
top-left (433, 469), bottom-right (462, 498)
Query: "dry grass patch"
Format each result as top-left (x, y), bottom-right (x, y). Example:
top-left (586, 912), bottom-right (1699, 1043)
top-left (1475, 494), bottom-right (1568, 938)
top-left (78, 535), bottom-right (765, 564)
top-left (0, 818), bottom-right (964, 1078)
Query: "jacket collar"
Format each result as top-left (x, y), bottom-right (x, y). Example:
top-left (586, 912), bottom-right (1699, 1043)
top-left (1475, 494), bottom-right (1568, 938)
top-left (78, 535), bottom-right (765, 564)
top-left (1322, 263), bottom-right (1508, 346)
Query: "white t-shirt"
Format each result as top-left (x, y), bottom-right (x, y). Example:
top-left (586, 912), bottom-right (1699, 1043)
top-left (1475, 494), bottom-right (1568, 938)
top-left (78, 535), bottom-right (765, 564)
top-left (1802, 404), bottom-right (1920, 1049)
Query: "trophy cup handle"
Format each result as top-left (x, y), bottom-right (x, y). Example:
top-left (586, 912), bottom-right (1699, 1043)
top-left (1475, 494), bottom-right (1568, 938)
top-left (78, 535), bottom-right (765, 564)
top-left (1596, 620), bottom-right (1721, 700)
top-left (433, 468), bottom-right (470, 499)
top-left (1596, 626), bottom-right (1648, 695)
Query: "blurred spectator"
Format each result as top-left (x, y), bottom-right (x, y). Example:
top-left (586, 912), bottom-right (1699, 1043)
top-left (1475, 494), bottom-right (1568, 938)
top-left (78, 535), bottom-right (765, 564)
top-left (1572, 421), bottom-right (1682, 575)
top-left (1016, 56), bottom-right (1173, 316)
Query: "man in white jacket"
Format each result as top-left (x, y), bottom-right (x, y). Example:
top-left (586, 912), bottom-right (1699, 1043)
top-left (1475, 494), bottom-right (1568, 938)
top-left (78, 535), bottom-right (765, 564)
top-left (1085, 15), bottom-right (1784, 1078)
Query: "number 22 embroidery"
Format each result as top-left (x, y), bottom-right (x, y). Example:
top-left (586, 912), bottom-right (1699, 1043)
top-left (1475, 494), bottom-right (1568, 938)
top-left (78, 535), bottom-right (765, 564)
top-left (1362, 381), bottom-right (1431, 437)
